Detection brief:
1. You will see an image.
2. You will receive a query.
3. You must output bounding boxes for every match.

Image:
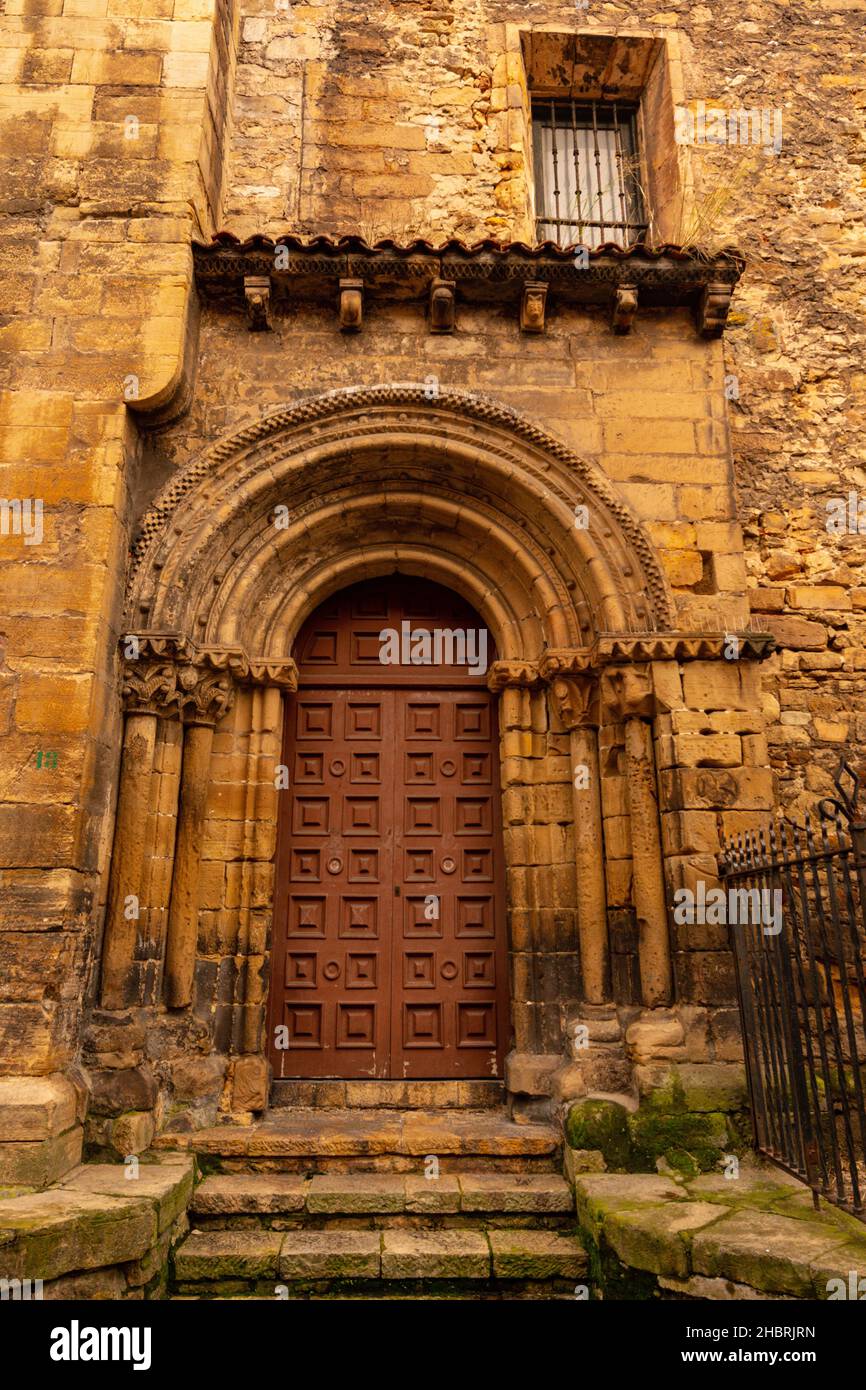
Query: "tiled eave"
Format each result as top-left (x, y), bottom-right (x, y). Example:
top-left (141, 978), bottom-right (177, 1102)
top-left (192, 232), bottom-right (746, 338)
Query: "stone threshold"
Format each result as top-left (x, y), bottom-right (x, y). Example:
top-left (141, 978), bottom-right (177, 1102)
top-left (270, 1079), bottom-right (504, 1110)
top-left (153, 1108), bottom-right (560, 1165)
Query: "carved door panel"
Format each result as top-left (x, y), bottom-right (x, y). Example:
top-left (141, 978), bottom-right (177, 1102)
top-left (392, 690), bottom-right (507, 1079)
top-left (269, 688), bottom-right (395, 1078)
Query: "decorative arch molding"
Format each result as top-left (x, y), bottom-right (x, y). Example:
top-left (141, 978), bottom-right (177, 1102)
top-left (125, 384), bottom-right (675, 660)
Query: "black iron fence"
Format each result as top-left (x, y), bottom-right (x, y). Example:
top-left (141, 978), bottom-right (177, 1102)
top-left (720, 762), bottom-right (866, 1220)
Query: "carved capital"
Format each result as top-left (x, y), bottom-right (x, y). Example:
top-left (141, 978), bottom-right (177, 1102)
top-left (520, 281), bottom-right (547, 333)
top-left (121, 634), bottom-right (298, 721)
top-left (121, 659), bottom-right (185, 718)
top-left (549, 674), bottom-right (598, 730)
top-left (244, 275), bottom-right (271, 331)
top-left (600, 664), bottom-right (656, 723)
top-left (339, 278), bottom-right (363, 332)
top-left (175, 663), bottom-right (235, 726)
top-left (611, 284), bottom-right (638, 334)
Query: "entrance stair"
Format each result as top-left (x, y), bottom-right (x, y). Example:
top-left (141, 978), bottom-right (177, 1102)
top-left (166, 1108), bottom-right (586, 1299)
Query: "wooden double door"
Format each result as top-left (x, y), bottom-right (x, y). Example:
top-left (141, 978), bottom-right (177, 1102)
top-left (268, 579), bottom-right (509, 1080)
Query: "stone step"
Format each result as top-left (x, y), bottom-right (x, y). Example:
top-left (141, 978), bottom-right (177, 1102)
top-left (191, 1171), bottom-right (574, 1226)
top-left (270, 1080), bottom-right (504, 1110)
top-left (156, 1108), bottom-right (560, 1174)
top-left (172, 1226), bottom-right (586, 1297)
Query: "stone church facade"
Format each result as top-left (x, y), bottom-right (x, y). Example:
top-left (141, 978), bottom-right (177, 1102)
top-left (0, 0), bottom-right (864, 1258)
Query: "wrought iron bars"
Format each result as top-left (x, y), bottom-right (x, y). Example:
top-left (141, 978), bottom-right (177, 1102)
top-left (721, 761), bottom-right (866, 1220)
top-left (532, 100), bottom-right (649, 248)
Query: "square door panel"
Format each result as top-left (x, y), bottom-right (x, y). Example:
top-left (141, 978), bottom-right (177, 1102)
top-left (346, 953), bottom-right (378, 988)
top-left (336, 1004), bottom-right (376, 1048)
top-left (295, 752), bottom-right (324, 783)
top-left (304, 632), bottom-right (338, 665)
top-left (461, 752), bottom-right (491, 783)
top-left (350, 631), bottom-right (386, 664)
top-left (351, 752), bottom-right (380, 782)
top-left (455, 703), bottom-right (490, 740)
top-left (288, 897), bottom-right (326, 937)
top-left (405, 797), bottom-right (440, 834)
top-left (290, 849), bottom-right (321, 881)
top-left (351, 589), bottom-right (389, 618)
top-left (343, 797), bottom-right (379, 834)
top-left (404, 895), bottom-right (443, 938)
top-left (405, 752), bottom-right (434, 783)
top-left (340, 897), bottom-right (378, 937)
top-left (463, 952), bottom-right (495, 988)
top-left (405, 703), bottom-right (440, 739)
top-left (462, 848), bottom-right (492, 880)
top-left (346, 703), bottom-right (381, 738)
top-left (457, 1003), bottom-right (496, 1047)
top-left (297, 703), bottom-right (333, 738)
top-left (292, 797), bottom-right (330, 834)
top-left (404, 1003), bottom-right (442, 1048)
top-left (284, 1004), bottom-right (322, 1049)
top-left (285, 953), bottom-right (317, 987)
top-left (405, 848), bottom-right (434, 880)
top-left (403, 952), bottom-right (435, 988)
top-left (456, 896), bottom-right (493, 937)
top-left (348, 848), bottom-right (379, 882)
top-left (456, 797), bottom-right (491, 834)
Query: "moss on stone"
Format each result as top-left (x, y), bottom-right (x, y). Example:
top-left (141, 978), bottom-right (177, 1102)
top-left (565, 1099), bottom-right (632, 1169)
top-left (628, 1108), bottom-right (728, 1175)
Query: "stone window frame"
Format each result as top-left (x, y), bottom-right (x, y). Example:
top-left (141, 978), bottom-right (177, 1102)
top-left (500, 22), bottom-right (697, 247)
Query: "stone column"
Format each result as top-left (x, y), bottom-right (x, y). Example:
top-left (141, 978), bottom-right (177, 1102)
top-left (548, 673), bottom-right (610, 1004)
top-left (601, 664), bottom-right (673, 1008)
top-left (100, 658), bottom-right (183, 1009)
top-left (164, 667), bottom-right (235, 1009)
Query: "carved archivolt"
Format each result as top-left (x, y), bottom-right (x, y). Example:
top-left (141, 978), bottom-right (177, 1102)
top-left (126, 386), bottom-right (675, 663)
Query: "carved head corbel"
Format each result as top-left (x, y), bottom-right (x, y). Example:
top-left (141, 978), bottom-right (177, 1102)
top-left (520, 281), bottom-right (548, 334)
top-left (429, 278), bottom-right (456, 333)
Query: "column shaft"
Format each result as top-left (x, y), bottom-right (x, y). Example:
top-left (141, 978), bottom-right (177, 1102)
top-left (624, 715), bottom-right (672, 1006)
top-left (164, 721), bottom-right (214, 1008)
top-left (101, 712), bottom-right (159, 1008)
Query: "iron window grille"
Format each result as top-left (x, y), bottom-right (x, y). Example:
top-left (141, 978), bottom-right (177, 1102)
top-left (532, 99), bottom-right (649, 248)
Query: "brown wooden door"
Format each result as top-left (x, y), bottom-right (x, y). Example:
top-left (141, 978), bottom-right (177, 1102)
top-left (268, 578), bottom-right (509, 1080)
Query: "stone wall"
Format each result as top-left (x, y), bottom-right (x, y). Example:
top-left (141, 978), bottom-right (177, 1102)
top-left (0, 0), bottom-right (240, 1093)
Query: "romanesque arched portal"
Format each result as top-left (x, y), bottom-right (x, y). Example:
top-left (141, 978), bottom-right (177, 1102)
top-left (100, 385), bottom-right (767, 1110)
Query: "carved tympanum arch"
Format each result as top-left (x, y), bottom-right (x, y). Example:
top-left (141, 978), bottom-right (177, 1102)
top-left (126, 384), bottom-right (674, 659)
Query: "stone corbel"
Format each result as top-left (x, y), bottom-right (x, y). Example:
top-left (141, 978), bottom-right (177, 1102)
top-left (429, 277), bottom-right (456, 333)
top-left (697, 280), bottom-right (734, 338)
top-left (520, 281), bottom-right (547, 334)
top-left (244, 275), bottom-right (272, 332)
top-left (611, 284), bottom-right (638, 335)
top-left (339, 278), bottom-right (363, 332)
top-left (600, 664), bottom-right (656, 724)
